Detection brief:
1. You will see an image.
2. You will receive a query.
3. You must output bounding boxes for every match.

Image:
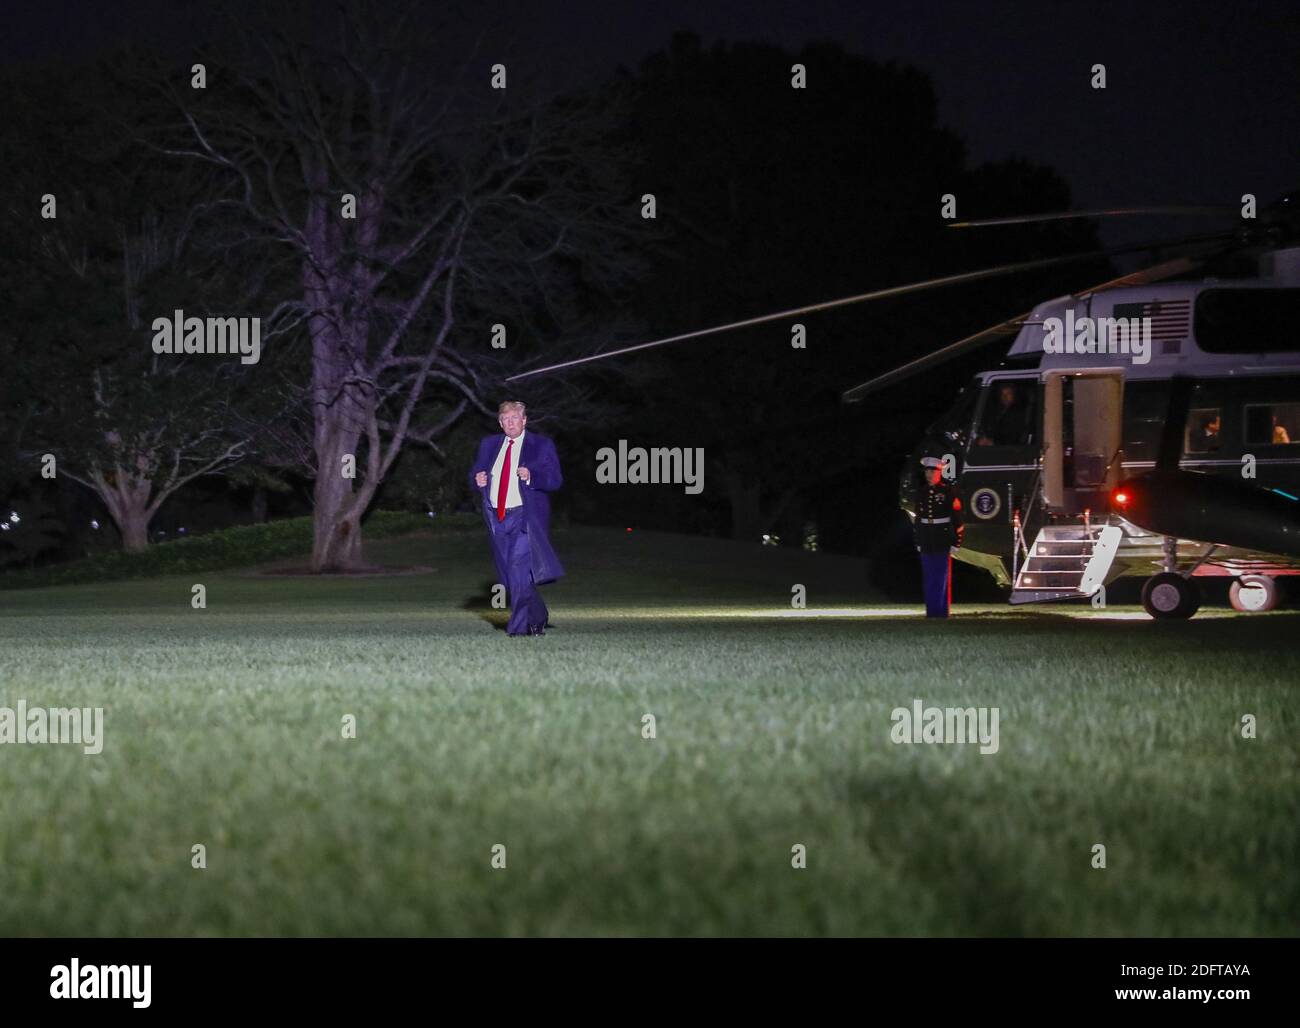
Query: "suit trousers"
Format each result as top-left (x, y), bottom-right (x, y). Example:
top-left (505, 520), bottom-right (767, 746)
top-left (491, 506), bottom-right (549, 635)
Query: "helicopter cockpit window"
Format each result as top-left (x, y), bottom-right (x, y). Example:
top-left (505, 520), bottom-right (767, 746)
top-left (1185, 407), bottom-right (1223, 453)
top-left (975, 380), bottom-right (1036, 447)
top-left (924, 382), bottom-right (980, 449)
top-left (1245, 403), bottom-right (1300, 446)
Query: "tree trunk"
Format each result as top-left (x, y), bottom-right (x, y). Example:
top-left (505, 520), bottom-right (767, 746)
top-left (310, 414), bottom-right (369, 572)
top-left (119, 509), bottom-right (150, 552)
top-left (251, 485), bottom-right (268, 523)
top-left (311, 474), bottom-right (364, 572)
top-left (99, 475), bottom-right (154, 552)
top-left (302, 177), bottom-right (399, 572)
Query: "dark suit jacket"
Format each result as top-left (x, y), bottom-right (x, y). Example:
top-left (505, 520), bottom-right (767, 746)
top-left (468, 431), bottom-right (565, 584)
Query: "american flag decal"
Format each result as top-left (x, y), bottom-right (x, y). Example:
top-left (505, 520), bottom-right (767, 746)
top-left (1114, 299), bottom-right (1191, 354)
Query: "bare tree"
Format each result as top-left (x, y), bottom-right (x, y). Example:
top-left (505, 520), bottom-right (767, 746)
top-left (155, 3), bottom-right (641, 570)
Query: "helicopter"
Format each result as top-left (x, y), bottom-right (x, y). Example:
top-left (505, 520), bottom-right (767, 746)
top-left (509, 192), bottom-right (1300, 619)
top-left (842, 194), bottom-right (1300, 619)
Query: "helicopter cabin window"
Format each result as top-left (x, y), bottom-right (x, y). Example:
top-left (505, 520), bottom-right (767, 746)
top-left (1245, 403), bottom-right (1300, 446)
top-left (1185, 407), bottom-right (1224, 453)
top-left (1195, 289), bottom-right (1300, 353)
top-left (1121, 381), bottom-right (1168, 460)
top-left (974, 380), bottom-right (1036, 448)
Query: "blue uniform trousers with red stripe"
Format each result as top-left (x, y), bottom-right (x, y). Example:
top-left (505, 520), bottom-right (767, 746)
top-left (919, 550), bottom-right (951, 618)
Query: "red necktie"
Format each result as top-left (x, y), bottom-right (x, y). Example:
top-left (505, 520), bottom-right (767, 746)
top-left (496, 439), bottom-right (513, 521)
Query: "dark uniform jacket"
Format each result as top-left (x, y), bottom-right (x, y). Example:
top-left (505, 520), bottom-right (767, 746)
top-left (913, 479), bottom-right (963, 553)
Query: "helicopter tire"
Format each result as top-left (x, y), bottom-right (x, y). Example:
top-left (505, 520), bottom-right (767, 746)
top-left (1141, 572), bottom-right (1201, 619)
top-left (1229, 575), bottom-right (1278, 613)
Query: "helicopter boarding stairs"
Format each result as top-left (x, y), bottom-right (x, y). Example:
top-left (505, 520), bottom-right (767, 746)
top-left (1011, 518), bottom-right (1123, 604)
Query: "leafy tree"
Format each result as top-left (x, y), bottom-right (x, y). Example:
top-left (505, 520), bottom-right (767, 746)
top-left (615, 35), bottom-right (1107, 544)
top-left (0, 64), bottom-right (259, 551)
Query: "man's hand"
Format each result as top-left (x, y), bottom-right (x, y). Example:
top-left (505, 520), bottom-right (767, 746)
top-left (475, 470), bottom-right (488, 488)
top-left (517, 466), bottom-right (531, 485)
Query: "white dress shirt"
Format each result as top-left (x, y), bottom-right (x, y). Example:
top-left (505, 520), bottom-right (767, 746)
top-left (490, 431), bottom-right (525, 510)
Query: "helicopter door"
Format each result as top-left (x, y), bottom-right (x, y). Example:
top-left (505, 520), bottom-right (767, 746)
top-left (1042, 369), bottom-right (1125, 514)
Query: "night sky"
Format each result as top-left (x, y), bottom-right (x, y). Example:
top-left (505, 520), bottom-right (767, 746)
top-left (4, 0), bottom-right (1297, 239)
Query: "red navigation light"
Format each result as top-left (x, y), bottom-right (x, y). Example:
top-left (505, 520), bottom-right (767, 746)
top-left (1113, 489), bottom-right (1130, 507)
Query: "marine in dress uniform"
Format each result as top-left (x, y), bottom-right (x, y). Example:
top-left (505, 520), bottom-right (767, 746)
top-left (913, 455), bottom-right (964, 618)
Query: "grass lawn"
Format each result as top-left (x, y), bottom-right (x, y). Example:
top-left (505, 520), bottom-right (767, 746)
top-left (0, 524), bottom-right (1296, 936)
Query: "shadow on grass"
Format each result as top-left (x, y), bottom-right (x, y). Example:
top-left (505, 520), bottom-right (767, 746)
top-left (461, 578), bottom-right (508, 630)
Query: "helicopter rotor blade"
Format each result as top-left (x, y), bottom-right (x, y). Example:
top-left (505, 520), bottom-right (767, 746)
top-left (947, 206), bottom-right (1231, 229)
top-left (840, 313), bottom-right (1032, 402)
top-left (505, 230), bottom-right (1237, 384)
top-left (839, 254), bottom-right (1214, 403)
top-left (505, 255), bottom-right (1102, 383)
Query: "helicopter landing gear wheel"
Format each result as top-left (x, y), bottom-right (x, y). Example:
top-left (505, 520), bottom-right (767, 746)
top-left (1229, 575), bottom-right (1278, 613)
top-left (1142, 572), bottom-right (1201, 619)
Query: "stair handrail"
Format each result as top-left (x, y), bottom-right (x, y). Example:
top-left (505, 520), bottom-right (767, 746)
top-left (1012, 510), bottom-right (1025, 583)
top-left (1012, 467), bottom-right (1043, 583)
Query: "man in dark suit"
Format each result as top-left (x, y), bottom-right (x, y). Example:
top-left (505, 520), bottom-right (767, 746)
top-left (976, 382), bottom-right (1030, 447)
top-left (468, 400), bottom-right (565, 636)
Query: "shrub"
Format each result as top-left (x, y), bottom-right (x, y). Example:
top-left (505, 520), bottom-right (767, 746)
top-left (0, 511), bottom-right (477, 590)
